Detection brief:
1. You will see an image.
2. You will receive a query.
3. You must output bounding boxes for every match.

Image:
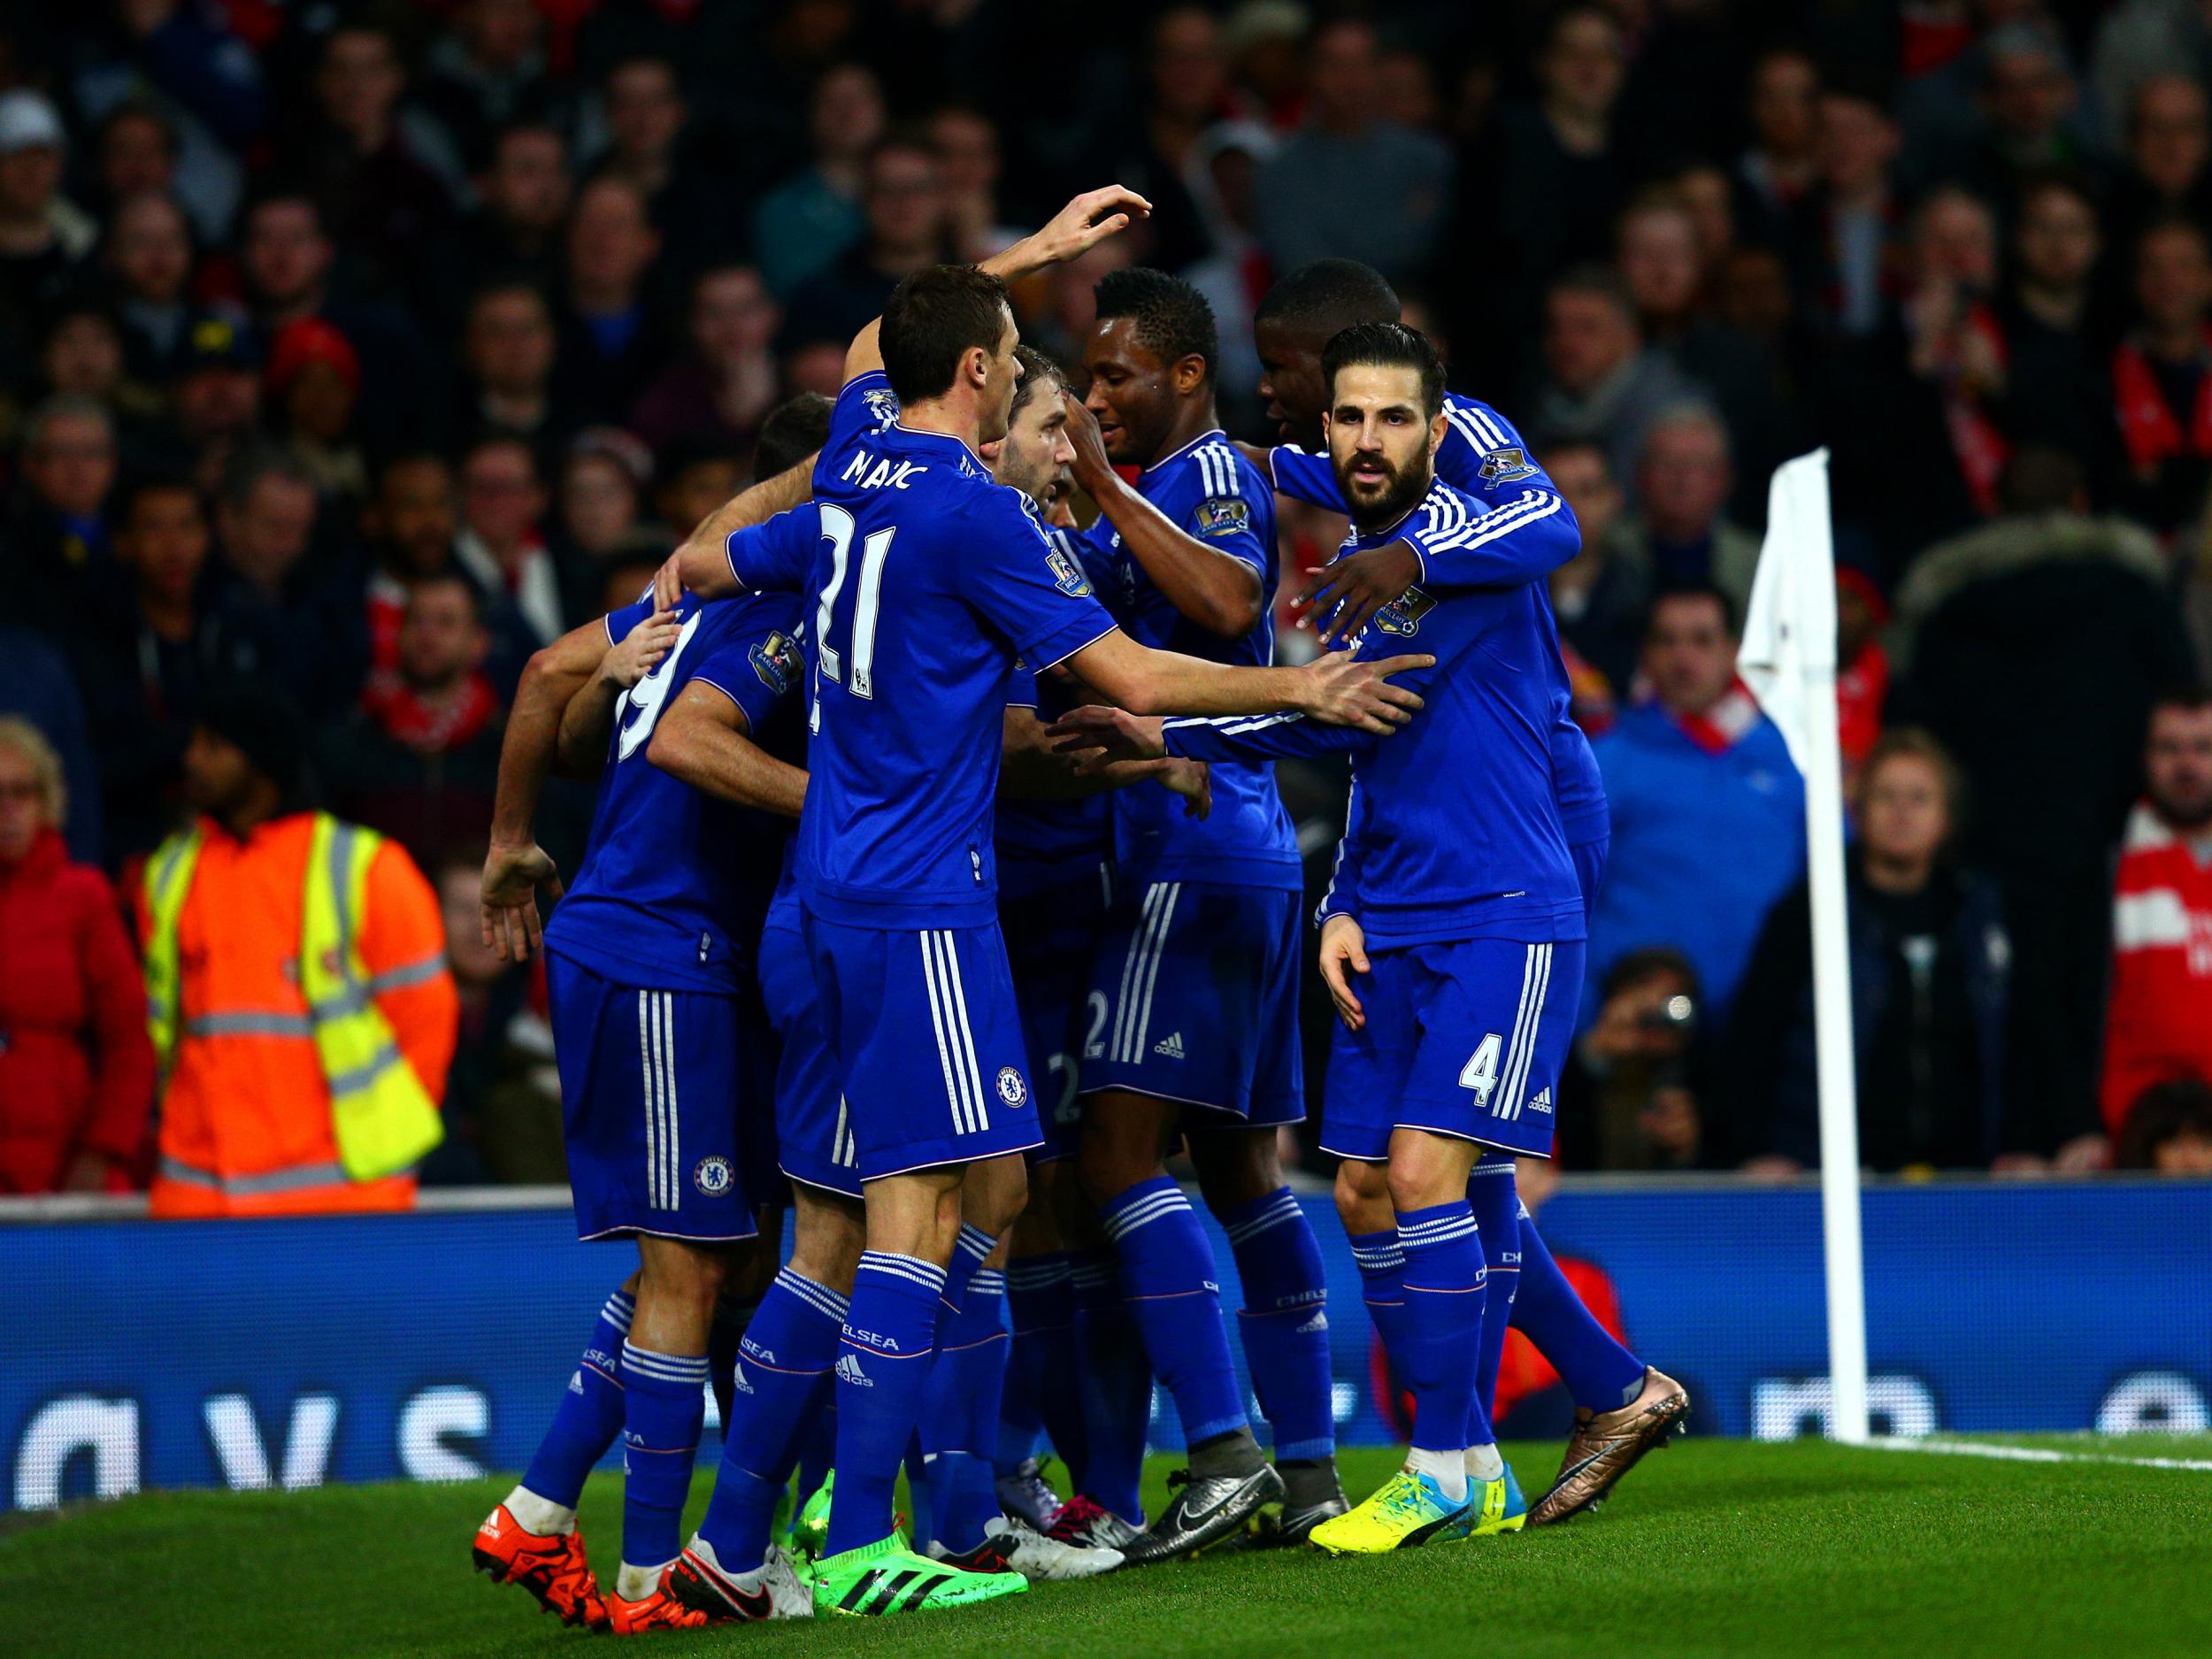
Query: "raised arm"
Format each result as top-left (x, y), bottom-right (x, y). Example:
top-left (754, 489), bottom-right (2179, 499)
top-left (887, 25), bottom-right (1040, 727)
top-left (1064, 395), bottom-right (1263, 638)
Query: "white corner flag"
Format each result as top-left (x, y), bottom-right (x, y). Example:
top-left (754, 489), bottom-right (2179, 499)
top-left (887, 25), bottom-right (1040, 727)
top-left (1736, 448), bottom-right (1870, 1445)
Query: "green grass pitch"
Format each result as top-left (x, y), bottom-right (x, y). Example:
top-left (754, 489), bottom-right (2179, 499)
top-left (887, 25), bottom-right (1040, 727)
top-left (4, 1438), bottom-right (2208, 1658)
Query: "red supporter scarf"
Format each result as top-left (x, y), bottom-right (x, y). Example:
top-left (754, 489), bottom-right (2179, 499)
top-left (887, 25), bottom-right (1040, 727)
top-left (2113, 330), bottom-right (2212, 472)
top-left (365, 672), bottom-right (497, 753)
top-left (1671, 680), bottom-right (1763, 756)
top-left (1945, 302), bottom-right (2010, 517)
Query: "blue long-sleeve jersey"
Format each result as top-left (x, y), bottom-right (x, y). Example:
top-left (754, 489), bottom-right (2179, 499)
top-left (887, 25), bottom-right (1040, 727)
top-left (1269, 391), bottom-right (1608, 846)
top-left (1161, 475), bottom-right (1583, 950)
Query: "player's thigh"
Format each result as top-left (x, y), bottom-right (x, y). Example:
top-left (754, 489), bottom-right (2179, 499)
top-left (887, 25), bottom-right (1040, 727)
top-left (807, 913), bottom-right (1045, 1181)
top-left (1081, 879), bottom-right (1296, 1118)
top-left (1316, 944), bottom-right (1422, 1163)
top-left (760, 918), bottom-right (864, 1202)
top-left (1002, 879), bottom-right (1102, 1166)
top-left (1403, 938), bottom-right (1587, 1160)
top-left (546, 955), bottom-right (760, 1244)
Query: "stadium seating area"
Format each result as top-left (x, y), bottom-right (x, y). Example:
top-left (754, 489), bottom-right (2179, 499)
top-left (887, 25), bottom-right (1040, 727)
top-left (4, 0), bottom-right (2212, 1194)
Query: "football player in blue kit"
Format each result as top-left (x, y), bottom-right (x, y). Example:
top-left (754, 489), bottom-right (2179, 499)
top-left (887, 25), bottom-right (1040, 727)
top-left (1050, 266), bottom-right (1348, 1555)
top-left (672, 193), bottom-right (1427, 1615)
top-left (1243, 260), bottom-right (1690, 1525)
top-left (469, 520), bottom-right (823, 1627)
top-left (1051, 324), bottom-right (1593, 1551)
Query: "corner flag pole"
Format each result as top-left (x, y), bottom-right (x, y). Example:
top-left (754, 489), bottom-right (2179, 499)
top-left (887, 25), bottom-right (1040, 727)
top-left (1737, 449), bottom-right (1870, 1444)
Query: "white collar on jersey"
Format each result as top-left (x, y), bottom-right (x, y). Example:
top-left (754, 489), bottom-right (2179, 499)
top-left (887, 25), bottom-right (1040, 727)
top-left (1141, 427), bottom-right (1231, 479)
top-left (892, 420), bottom-right (987, 472)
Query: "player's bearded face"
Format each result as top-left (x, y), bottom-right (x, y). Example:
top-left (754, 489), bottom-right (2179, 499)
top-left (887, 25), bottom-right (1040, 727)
top-left (1326, 365), bottom-right (1438, 529)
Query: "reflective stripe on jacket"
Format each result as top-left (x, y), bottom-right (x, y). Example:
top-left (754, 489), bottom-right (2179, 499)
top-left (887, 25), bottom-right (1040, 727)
top-left (140, 812), bottom-right (456, 1217)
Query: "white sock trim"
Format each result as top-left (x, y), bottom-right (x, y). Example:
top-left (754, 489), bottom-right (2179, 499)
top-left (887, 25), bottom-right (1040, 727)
top-left (1405, 1446), bottom-right (1469, 1504)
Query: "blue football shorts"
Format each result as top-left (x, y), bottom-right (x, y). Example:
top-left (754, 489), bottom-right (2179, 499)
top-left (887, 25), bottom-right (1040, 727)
top-left (757, 914), bottom-right (864, 1201)
top-left (1000, 853), bottom-right (1113, 1163)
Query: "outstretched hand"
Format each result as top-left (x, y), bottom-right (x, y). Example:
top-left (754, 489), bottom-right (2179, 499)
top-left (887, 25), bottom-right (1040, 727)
top-left (1029, 185), bottom-right (1154, 265)
top-left (1301, 650), bottom-right (1431, 733)
top-left (1047, 705), bottom-right (1167, 768)
top-left (1059, 391), bottom-right (1115, 488)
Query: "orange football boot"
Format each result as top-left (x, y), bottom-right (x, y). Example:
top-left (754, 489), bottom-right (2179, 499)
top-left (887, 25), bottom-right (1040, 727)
top-left (472, 1502), bottom-right (609, 1630)
top-left (603, 1582), bottom-right (718, 1635)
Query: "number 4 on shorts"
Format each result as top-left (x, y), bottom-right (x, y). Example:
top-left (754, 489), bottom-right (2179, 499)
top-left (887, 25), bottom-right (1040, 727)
top-left (1459, 1033), bottom-right (1503, 1107)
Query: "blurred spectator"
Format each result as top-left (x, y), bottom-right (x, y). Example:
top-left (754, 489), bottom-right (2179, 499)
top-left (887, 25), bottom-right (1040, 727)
top-left (326, 573), bottom-right (503, 867)
top-left (2091, 0), bottom-right (2212, 155)
top-left (422, 849), bottom-right (565, 1186)
top-left (1183, 121), bottom-right (1278, 429)
top-left (1525, 265), bottom-right (1703, 496)
top-left (440, 122), bottom-right (571, 316)
top-left (929, 105), bottom-right (1021, 267)
top-left (2108, 73), bottom-right (2212, 257)
top-left (75, 475), bottom-right (272, 859)
top-left (1544, 437), bottom-right (1646, 703)
top-left (170, 310), bottom-right (261, 495)
top-left (551, 174), bottom-right (666, 418)
top-left (783, 134), bottom-right (951, 353)
top-left (652, 440), bottom-right (744, 543)
top-left (0, 718), bottom-right (150, 1194)
top-left (1100, 6), bottom-right (1230, 277)
top-left (1997, 173), bottom-right (2116, 466)
top-left (1810, 74), bottom-right (1905, 342)
top-left (0, 626), bottom-right (101, 863)
top-left (0, 90), bottom-right (96, 368)
top-left (212, 446), bottom-right (361, 718)
top-left (1954, 25), bottom-right (2098, 210)
top-left (2100, 687), bottom-right (2212, 1139)
top-left (4, 395), bottom-right (119, 637)
top-left (1557, 947), bottom-right (1710, 1171)
top-left (88, 97), bottom-right (230, 248)
top-left (1835, 569), bottom-right (1891, 776)
top-left (265, 316), bottom-right (368, 502)
top-left (2111, 1077), bottom-right (2212, 1174)
top-left (1728, 730), bottom-right (2012, 1175)
top-left (139, 687), bottom-right (455, 1217)
top-left (1587, 584), bottom-right (1807, 1023)
top-left (1463, 4), bottom-right (1627, 374)
top-left (1904, 186), bottom-right (2008, 519)
top-left (1616, 191), bottom-right (1797, 510)
top-left (419, 0), bottom-right (565, 174)
top-left (629, 265), bottom-right (781, 455)
top-left (590, 56), bottom-right (734, 274)
top-left (361, 452), bottom-right (462, 699)
top-left (1895, 446), bottom-right (2195, 1162)
top-left (461, 281), bottom-right (573, 460)
top-left (1255, 18), bottom-right (1453, 282)
top-left (297, 24), bottom-right (459, 296)
top-left (2113, 217), bottom-right (2212, 534)
top-left (37, 301), bottom-right (142, 426)
top-left (553, 427), bottom-right (658, 590)
top-left (105, 191), bottom-right (196, 385)
top-left (752, 63), bottom-right (886, 298)
top-left (1735, 47), bottom-right (1822, 255)
top-left (454, 434), bottom-right (563, 649)
top-left (1616, 404), bottom-right (1761, 609)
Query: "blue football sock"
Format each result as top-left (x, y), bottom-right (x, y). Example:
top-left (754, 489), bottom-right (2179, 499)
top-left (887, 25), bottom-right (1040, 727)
top-left (941, 1223), bottom-right (995, 1317)
top-left (922, 1267), bottom-right (1009, 1553)
top-left (997, 1253), bottom-right (1078, 1477)
top-left (706, 1292), bottom-right (760, 1435)
top-left (1512, 1200), bottom-right (1647, 1410)
top-left (1394, 1202), bottom-right (1486, 1456)
top-left (1467, 1156), bottom-right (1523, 1430)
top-left (695, 1268), bottom-right (848, 1574)
top-left (520, 1287), bottom-right (632, 1512)
top-left (1101, 1177), bottom-right (1248, 1447)
top-left (795, 1400), bottom-right (835, 1507)
top-left (618, 1340), bottom-right (709, 1571)
top-left (826, 1252), bottom-right (943, 1557)
top-left (1347, 1228), bottom-right (1409, 1406)
top-left (1220, 1187), bottom-right (1335, 1462)
top-left (1071, 1249), bottom-right (1149, 1519)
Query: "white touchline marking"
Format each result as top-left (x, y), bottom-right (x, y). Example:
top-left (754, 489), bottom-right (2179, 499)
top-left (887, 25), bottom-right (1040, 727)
top-left (1859, 1437), bottom-right (2212, 1472)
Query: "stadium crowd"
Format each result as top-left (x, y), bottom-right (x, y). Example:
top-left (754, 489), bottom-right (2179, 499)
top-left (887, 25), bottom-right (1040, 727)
top-left (4, 0), bottom-right (2212, 1199)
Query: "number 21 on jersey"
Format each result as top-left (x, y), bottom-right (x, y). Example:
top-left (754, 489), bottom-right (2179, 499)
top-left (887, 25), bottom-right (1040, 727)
top-left (813, 503), bottom-right (895, 727)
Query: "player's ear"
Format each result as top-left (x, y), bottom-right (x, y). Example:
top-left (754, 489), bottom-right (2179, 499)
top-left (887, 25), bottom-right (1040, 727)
top-left (1428, 411), bottom-right (1448, 456)
top-left (1174, 352), bottom-right (1207, 396)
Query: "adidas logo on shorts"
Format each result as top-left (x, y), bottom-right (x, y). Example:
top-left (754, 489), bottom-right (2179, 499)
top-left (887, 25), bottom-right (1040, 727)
top-left (1153, 1031), bottom-right (1187, 1059)
top-left (1526, 1087), bottom-right (1554, 1116)
top-left (835, 1353), bottom-right (874, 1387)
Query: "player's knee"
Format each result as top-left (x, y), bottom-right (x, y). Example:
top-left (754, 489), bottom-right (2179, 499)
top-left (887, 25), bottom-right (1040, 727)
top-left (963, 1153), bottom-right (1030, 1238)
top-left (1334, 1159), bottom-right (1393, 1234)
top-left (1189, 1125), bottom-right (1281, 1211)
top-left (791, 1190), bottom-right (866, 1293)
top-left (640, 1240), bottom-right (730, 1310)
top-left (1384, 1148), bottom-right (1460, 1215)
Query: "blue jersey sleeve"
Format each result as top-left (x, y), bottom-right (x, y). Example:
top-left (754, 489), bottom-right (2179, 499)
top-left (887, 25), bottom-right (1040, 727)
top-left (686, 594), bottom-right (807, 736)
top-left (1410, 400), bottom-right (1579, 588)
top-left (1174, 446), bottom-right (1271, 583)
top-left (1315, 778), bottom-right (1370, 926)
top-left (1003, 660), bottom-right (1040, 709)
top-left (1267, 443), bottom-right (1345, 510)
top-left (724, 501), bottom-right (821, 595)
top-left (955, 488), bottom-right (1119, 672)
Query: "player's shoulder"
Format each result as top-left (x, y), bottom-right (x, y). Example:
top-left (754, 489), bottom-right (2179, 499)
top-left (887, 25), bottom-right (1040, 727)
top-left (1439, 393), bottom-right (1543, 488)
top-left (1410, 473), bottom-right (1489, 541)
top-left (1167, 430), bottom-right (1268, 542)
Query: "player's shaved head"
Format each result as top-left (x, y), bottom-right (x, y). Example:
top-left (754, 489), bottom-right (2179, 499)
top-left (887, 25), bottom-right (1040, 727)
top-left (1256, 259), bottom-right (1403, 447)
top-left (1093, 267), bottom-right (1217, 386)
top-left (1255, 257), bottom-right (1401, 341)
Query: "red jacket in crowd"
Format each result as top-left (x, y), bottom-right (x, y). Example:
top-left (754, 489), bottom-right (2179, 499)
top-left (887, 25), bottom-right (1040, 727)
top-left (2101, 803), bottom-right (2212, 1135)
top-left (0, 828), bottom-right (154, 1193)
